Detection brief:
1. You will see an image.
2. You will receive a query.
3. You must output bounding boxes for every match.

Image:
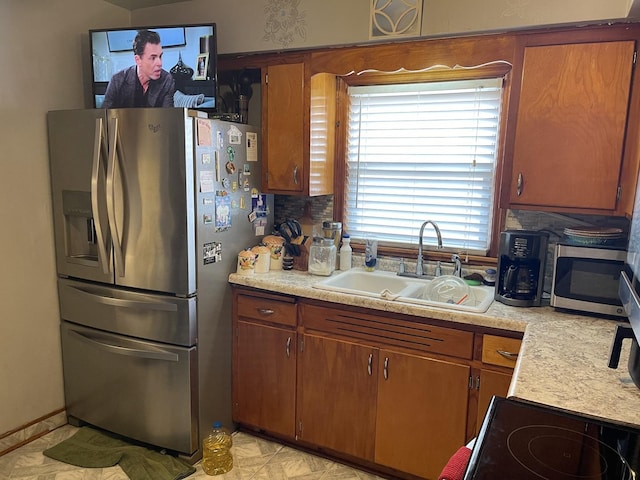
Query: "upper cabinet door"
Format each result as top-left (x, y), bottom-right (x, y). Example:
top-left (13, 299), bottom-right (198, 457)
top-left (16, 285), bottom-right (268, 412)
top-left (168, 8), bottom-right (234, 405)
top-left (508, 41), bottom-right (635, 212)
top-left (262, 62), bottom-right (336, 196)
top-left (263, 63), bottom-right (306, 193)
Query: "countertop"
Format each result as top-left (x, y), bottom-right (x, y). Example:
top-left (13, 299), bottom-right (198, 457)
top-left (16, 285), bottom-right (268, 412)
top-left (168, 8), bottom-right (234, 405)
top-left (228, 268), bottom-right (640, 429)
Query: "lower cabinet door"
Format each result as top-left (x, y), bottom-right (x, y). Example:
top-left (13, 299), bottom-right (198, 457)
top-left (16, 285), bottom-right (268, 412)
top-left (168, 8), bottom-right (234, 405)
top-left (61, 321), bottom-right (197, 454)
top-left (375, 349), bottom-right (470, 480)
top-left (476, 369), bottom-right (512, 434)
top-left (297, 334), bottom-right (378, 460)
top-left (233, 320), bottom-right (297, 438)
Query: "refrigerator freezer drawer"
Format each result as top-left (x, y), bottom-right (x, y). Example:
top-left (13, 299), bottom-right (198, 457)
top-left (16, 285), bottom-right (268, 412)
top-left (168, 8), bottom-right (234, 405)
top-left (61, 321), bottom-right (198, 455)
top-left (58, 278), bottom-right (196, 347)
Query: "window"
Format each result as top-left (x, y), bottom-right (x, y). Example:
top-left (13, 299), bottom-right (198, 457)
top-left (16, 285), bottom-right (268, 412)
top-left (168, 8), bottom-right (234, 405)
top-left (344, 78), bottom-right (503, 254)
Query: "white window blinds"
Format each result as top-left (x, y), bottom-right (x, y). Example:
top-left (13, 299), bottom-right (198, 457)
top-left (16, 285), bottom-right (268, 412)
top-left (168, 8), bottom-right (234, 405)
top-left (345, 78), bottom-right (503, 254)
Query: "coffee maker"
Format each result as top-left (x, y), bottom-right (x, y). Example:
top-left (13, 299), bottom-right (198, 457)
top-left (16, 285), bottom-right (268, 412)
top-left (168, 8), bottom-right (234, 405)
top-left (496, 230), bottom-right (549, 307)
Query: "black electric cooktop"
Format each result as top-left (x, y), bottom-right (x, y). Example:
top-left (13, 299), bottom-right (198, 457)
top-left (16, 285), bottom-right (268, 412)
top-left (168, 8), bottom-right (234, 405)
top-left (464, 397), bottom-right (640, 480)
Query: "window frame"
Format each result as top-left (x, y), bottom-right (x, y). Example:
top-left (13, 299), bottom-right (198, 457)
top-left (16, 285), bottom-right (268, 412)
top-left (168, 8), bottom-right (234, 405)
top-left (332, 64), bottom-right (513, 263)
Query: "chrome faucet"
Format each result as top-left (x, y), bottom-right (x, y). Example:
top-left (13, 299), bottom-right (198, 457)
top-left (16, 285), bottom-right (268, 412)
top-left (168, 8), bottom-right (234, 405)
top-left (451, 254), bottom-right (462, 277)
top-left (415, 220), bottom-right (443, 277)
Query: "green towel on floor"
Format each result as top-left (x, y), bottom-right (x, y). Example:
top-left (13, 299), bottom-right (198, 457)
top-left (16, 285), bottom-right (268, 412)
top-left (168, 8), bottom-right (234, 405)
top-left (43, 427), bottom-right (195, 480)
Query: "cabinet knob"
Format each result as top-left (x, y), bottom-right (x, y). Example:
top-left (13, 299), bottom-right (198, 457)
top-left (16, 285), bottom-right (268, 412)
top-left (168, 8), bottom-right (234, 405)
top-left (286, 336), bottom-right (292, 358)
top-left (293, 165), bottom-right (299, 185)
top-left (257, 308), bottom-right (275, 316)
top-left (383, 357), bottom-right (389, 380)
top-left (516, 173), bottom-right (524, 196)
top-left (367, 353), bottom-right (373, 375)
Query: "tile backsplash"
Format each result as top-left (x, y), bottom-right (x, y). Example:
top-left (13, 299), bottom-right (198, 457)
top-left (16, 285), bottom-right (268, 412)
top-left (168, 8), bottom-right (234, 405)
top-left (505, 209), bottom-right (629, 295)
top-left (274, 195), bottom-right (335, 234)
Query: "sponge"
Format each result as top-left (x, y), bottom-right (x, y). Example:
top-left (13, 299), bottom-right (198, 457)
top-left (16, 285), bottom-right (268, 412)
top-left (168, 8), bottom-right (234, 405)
top-left (463, 273), bottom-right (484, 286)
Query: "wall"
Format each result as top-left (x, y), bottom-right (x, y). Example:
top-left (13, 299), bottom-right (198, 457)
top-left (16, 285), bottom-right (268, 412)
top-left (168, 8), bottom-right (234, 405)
top-left (131, 0), bottom-right (634, 55)
top-left (0, 0), bottom-right (129, 448)
top-left (0, 0), bottom-right (636, 451)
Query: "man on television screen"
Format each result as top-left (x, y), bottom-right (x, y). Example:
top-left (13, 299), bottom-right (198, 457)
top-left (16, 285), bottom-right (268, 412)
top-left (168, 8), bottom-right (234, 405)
top-left (102, 29), bottom-right (175, 108)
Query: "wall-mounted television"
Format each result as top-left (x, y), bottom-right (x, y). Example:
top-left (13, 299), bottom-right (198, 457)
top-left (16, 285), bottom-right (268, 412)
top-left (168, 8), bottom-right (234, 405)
top-left (89, 23), bottom-right (217, 113)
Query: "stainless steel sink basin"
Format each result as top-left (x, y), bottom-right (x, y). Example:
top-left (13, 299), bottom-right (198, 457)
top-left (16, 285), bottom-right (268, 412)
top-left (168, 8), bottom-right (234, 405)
top-left (313, 268), bottom-right (494, 313)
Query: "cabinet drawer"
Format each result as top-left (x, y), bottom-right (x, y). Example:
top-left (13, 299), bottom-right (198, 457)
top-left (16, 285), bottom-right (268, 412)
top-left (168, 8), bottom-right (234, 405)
top-left (482, 335), bottom-right (521, 368)
top-left (237, 294), bottom-right (297, 327)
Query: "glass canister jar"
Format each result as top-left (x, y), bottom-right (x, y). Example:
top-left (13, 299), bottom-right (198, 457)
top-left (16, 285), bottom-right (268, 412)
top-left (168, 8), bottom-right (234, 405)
top-left (308, 237), bottom-right (336, 276)
top-left (322, 221), bottom-right (342, 251)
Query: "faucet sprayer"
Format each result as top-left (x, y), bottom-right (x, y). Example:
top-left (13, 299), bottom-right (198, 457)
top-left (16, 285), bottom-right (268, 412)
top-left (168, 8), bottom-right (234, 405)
top-left (416, 220), bottom-right (443, 277)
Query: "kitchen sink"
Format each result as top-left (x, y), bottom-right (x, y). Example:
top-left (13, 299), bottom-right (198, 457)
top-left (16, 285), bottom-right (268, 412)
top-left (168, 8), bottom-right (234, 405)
top-left (312, 269), bottom-right (422, 299)
top-left (398, 283), bottom-right (495, 313)
top-left (313, 268), bottom-right (495, 313)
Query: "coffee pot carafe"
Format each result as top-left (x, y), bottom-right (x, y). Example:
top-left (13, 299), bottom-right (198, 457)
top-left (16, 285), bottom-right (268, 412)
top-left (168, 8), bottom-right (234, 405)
top-left (496, 230), bottom-right (549, 307)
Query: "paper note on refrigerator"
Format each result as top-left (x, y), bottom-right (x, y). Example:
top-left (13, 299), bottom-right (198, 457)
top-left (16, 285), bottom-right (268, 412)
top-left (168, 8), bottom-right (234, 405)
top-left (246, 132), bottom-right (258, 162)
top-left (200, 170), bottom-right (215, 193)
top-left (197, 119), bottom-right (212, 146)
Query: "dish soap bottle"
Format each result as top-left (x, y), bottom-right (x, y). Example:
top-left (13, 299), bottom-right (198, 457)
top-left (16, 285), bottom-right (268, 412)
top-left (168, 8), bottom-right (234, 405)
top-left (340, 234), bottom-right (352, 271)
top-left (365, 236), bottom-right (377, 271)
top-left (202, 421), bottom-right (233, 475)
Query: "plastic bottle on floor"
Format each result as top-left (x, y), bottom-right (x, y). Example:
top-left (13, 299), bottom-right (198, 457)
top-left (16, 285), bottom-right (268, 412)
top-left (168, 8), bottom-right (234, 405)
top-left (202, 422), bottom-right (233, 475)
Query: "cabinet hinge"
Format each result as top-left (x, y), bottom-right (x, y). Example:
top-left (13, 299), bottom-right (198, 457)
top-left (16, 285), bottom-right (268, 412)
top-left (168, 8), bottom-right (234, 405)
top-left (265, 72), bottom-right (269, 85)
top-left (617, 185), bottom-right (622, 202)
top-left (298, 420), bottom-right (303, 436)
top-left (476, 376), bottom-right (481, 390)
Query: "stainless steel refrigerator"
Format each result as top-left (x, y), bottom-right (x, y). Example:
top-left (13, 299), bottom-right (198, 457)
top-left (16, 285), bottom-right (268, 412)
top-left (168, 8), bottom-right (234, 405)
top-left (47, 108), bottom-right (272, 462)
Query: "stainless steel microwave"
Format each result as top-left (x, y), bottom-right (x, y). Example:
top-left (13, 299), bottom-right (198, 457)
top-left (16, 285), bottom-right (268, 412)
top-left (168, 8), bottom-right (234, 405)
top-left (551, 243), bottom-right (627, 317)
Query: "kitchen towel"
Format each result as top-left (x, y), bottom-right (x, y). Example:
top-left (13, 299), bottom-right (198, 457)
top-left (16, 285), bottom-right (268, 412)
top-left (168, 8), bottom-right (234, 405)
top-left (438, 446), bottom-right (471, 480)
top-left (43, 426), bottom-right (195, 480)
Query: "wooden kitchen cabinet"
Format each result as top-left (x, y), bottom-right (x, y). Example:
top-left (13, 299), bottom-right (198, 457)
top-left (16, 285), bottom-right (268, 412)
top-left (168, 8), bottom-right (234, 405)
top-left (375, 349), bottom-right (469, 480)
top-left (262, 62), bottom-right (336, 196)
top-left (298, 301), bottom-right (472, 479)
top-left (506, 40), bottom-right (635, 213)
top-left (475, 334), bottom-right (522, 433)
top-left (297, 333), bottom-right (378, 460)
top-left (232, 290), bottom-right (297, 439)
top-left (232, 288), bottom-right (516, 479)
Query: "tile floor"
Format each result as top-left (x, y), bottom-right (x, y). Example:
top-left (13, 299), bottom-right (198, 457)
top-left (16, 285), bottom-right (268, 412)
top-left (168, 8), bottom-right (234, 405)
top-left (0, 425), bottom-right (388, 480)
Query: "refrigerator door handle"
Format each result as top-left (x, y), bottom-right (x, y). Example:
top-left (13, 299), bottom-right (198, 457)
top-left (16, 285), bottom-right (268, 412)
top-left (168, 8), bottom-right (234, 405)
top-left (91, 117), bottom-right (112, 275)
top-left (69, 329), bottom-right (179, 362)
top-left (106, 117), bottom-right (125, 277)
top-left (67, 284), bottom-right (179, 312)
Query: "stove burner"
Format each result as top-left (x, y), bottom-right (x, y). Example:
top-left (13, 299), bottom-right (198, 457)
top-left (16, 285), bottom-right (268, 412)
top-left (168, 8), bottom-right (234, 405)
top-left (507, 425), bottom-right (633, 479)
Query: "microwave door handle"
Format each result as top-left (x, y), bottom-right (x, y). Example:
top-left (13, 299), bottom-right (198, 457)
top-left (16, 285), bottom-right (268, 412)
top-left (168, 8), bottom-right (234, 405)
top-left (608, 324), bottom-right (635, 368)
top-left (91, 118), bottom-right (112, 275)
top-left (69, 329), bottom-right (179, 362)
top-left (106, 117), bottom-right (125, 277)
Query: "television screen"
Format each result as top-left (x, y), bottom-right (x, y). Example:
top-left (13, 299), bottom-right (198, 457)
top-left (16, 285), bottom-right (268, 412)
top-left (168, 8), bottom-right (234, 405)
top-left (90, 23), bottom-right (217, 113)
